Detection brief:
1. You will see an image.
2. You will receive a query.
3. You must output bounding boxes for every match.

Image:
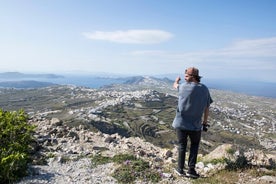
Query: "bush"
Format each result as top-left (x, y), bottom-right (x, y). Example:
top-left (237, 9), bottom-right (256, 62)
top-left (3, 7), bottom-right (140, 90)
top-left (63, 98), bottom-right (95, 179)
top-left (0, 109), bottom-right (35, 183)
top-left (90, 154), bottom-right (112, 168)
top-left (91, 153), bottom-right (162, 183)
top-left (112, 154), bottom-right (162, 183)
top-left (225, 154), bottom-right (249, 171)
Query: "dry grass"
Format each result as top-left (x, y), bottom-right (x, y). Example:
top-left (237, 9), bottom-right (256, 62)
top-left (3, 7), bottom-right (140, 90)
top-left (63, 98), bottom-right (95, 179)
top-left (192, 167), bottom-right (276, 184)
top-left (193, 170), bottom-right (239, 184)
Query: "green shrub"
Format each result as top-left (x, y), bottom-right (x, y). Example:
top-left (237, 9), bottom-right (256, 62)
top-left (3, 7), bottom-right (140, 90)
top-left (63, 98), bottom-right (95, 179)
top-left (0, 109), bottom-right (35, 183)
top-left (90, 154), bottom-right (112, 168)
top-left (112, 154), bottom-right (136, 163)
top-left (208, 158), bottom-right (228, 165)
top-left (112, 154), bottom-right (161, 183)
top-left (225, 154), bottom-right (249, 171)
top-left (91, 153), bottom-right (162, 183)
top-left (226, 147), bottom-right (235, 155)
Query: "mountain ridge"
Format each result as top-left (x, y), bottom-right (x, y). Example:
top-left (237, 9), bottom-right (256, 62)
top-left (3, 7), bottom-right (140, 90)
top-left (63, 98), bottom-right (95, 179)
top-left (0, 72), bottom-right (64, 79)
top-left (0, 72), bottom-right (275, 98)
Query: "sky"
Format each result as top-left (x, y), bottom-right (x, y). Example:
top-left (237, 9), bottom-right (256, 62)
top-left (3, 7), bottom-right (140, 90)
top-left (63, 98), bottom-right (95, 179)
top-left (0, 0), bottom-right (276, 82)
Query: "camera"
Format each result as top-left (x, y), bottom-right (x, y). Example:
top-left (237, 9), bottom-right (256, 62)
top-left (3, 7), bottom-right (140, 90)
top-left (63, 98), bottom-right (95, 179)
top-left (202, 123), bottom-right (210, 132)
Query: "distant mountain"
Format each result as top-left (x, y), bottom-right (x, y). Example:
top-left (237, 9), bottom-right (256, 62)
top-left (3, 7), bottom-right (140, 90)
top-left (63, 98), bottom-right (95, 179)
top-left (0, 72), bottom-right (64, 79)
top-left (1, 73), bottom-right (274, 98)
top-left (123, 76), bottom-right (172, 85)
top-left (101, 76), bottom-right (174, 94)
top-left (0, 80), bottom-right (57, 88)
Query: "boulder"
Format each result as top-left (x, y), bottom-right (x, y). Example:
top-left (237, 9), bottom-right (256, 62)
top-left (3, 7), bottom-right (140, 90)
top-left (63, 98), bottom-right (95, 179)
top-left (203, 144), bottom-right (233, 162)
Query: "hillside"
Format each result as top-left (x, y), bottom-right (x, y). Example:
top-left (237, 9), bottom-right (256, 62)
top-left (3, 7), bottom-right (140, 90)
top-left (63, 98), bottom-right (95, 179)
top-left (0, 80), bottom-right (57, 88)
top-left (0, 76), bottom-right (275, 183)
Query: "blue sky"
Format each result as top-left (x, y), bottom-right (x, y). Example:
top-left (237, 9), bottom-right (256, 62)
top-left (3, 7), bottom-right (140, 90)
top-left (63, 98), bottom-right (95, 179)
top-left (0, 0), bottom-right (276, 82)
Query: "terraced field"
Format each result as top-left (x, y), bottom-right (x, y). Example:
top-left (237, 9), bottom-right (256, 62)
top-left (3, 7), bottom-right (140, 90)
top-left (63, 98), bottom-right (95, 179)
top-left (0, 77), bottom-right (275, 154)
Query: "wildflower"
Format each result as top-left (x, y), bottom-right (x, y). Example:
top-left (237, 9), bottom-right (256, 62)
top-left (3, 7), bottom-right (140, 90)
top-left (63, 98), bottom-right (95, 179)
top-left (124, 160), bottom-right (131, 165)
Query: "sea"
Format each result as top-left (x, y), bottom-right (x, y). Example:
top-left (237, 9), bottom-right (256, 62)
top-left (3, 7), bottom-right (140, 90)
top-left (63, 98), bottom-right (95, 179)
top-left (204, 79), bottom-right (276, 99)
top-left (39, 75), bottom-right (276, 99)
top-left (0, 74), bottom-right (275, 99)
top-left (38, 75), bottom-right (127, 89)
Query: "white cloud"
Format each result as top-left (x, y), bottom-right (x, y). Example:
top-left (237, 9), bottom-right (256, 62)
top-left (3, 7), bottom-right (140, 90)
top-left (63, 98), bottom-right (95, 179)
top-left (128, 37), bottom-right (276, 80)
top-left (131, 37), bottom-right (276, 59)
top-left (217, 37), bottom-right (276, 57)
top-left (130, 50), bottom-right (166, 55)
top-left (82, 29), bottom-right (173, 44)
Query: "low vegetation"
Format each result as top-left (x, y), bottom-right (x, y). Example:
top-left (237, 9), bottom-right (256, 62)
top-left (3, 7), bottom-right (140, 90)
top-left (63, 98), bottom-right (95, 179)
top-left (193, 150), bottom-right (276, 184)
top-left (192, 167), bottom-right (276, 184)
top-left (91, 153), bottom-right (162, 183)
top-left (0, 109), bottom-right (35, 183)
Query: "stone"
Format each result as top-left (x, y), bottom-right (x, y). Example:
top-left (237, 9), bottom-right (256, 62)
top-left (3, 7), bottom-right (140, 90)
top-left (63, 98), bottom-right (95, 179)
top-left (51, 118), bottom-right (63, 126)
top-left (203, 144), bottom-right (233, 162)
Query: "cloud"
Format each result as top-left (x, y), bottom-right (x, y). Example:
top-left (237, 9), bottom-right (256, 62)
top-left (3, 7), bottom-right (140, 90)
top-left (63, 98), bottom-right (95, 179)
top-left (131, 37), bottom-right (276, 59)
top-left (209, 37), bottom-right (276, 58)
top-left (82, 29), bottom-right (173, 44)
top-left (128, 37), bottom-right (276, 79)
top-left (130, 50), bottom-right (166, 55)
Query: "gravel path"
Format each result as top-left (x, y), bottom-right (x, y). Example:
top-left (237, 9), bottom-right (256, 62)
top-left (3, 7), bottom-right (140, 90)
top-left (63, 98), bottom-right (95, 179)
top-left (18, 158), bottom-right (117, 184)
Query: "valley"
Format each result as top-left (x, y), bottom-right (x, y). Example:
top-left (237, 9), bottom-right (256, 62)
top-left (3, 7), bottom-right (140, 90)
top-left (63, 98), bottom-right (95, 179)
top-left (0, 77), bottom-right (275, 154)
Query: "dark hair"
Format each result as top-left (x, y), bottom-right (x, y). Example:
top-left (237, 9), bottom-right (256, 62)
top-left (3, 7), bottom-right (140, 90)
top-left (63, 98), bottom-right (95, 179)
top-left (194, 75), bottom-right (201, 82)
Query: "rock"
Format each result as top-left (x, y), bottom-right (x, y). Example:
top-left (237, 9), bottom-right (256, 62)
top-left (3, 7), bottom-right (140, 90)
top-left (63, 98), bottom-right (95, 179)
top-left (196, 162), bottom-right (205, 169)
top-left (162, 172), bottom-right (173, 178)
top-left (138, 150), bottom-right (146, 156)
top-left (17, 112), bottom-right (276, 184)
top-left (51, 118), bottom-right (63, 126)
top-left (165, 150), bottom-right (173, 158)
top-left (259, 175), bottom-right (276, 183)
top-left (67, 131), bottom-right (79, 140)
top-left (203, 144), bottom-right (233, 162)
top-left (104, 136), bottom-right (116, 143)
top-left (244, 149), bottom-right (276, 167)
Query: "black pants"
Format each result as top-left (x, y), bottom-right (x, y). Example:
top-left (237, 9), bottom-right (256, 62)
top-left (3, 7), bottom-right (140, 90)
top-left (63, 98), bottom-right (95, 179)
top-left (176, 128), bottom-right (201, 170)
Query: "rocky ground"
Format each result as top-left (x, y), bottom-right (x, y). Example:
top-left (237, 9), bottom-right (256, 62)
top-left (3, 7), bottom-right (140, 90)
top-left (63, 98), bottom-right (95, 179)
top-left (17, 116), bottom-right (276, 184)
top-left (0, 79), bottom-right (274, 183)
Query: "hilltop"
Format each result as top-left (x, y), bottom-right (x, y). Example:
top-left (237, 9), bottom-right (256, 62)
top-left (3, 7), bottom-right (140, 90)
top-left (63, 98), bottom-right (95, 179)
top-left (0, 76), bottom-right (275, 183)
